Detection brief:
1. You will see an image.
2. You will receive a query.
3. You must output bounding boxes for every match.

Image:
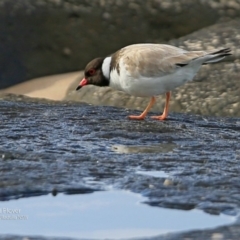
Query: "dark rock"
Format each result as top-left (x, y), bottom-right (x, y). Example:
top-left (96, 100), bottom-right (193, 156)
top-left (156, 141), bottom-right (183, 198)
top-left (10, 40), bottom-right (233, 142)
top-left (0, 97), bottom-right (239, 210)
top-left (1, 0), bottom-right (240, 88)
top-left (65, 20), bottom-right (240, 117)
top-left (0, 96), bottom-right (240, 239)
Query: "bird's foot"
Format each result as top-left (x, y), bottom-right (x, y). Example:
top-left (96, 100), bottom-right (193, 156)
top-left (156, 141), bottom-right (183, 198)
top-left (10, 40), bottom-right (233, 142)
top-left (128, 115), bottom-right (145, 120)
top-left (151, 115), bottom-right (167, 120)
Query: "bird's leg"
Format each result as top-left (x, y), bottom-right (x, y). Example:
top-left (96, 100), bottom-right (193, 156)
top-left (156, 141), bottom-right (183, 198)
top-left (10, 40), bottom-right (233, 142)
top-left (128, 97), bottom-right (156, 120)
top-left (151, 92), bottom-right (171, 120)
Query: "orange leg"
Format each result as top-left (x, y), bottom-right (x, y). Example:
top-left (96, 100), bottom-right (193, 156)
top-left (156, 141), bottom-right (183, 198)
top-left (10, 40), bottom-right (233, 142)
top-left (129, 97), bottom-right (156, 120)
top-left (151, 92), bottom-right (171, 120)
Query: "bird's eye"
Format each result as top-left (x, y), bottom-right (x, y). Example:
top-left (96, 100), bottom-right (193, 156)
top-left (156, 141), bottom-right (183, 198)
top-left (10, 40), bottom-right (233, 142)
top-left (88, 69), bottom-right (96, 76)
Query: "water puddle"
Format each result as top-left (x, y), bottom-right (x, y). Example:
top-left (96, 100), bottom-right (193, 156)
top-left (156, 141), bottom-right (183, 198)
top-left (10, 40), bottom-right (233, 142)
top-left (112, 143), bottom-right (176, 154)
top-left (136, 170), bottom-right (169, 178)
top-left (0, 190), bottom-right (235, 239)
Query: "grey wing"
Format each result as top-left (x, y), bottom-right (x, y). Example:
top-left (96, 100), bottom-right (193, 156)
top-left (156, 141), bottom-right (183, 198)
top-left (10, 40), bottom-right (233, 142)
top-left (121, 44), bottom-right (206, 78)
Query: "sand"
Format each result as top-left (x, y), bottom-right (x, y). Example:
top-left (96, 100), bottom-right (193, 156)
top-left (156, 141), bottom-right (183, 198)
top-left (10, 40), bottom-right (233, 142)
top-left (0, 71), bottom-right (81, 101)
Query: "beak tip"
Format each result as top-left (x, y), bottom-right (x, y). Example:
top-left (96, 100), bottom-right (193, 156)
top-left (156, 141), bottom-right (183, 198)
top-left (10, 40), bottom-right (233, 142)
top-left (76, 78), bottom-right (88, 91)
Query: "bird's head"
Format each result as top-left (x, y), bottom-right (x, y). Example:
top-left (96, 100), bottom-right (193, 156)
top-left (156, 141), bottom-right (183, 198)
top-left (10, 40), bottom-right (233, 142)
top-left (76, 58), bottom-right (109, 90)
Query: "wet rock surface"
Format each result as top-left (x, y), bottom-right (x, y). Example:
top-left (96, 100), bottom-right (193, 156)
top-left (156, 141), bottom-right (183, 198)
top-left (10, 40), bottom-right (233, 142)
top-left (0, 96), bottom-right (240, 239)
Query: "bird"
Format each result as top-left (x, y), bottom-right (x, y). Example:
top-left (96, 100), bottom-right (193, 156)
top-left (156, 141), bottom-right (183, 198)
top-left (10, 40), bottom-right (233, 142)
top-left (76, 44), bottom-right (231, 120)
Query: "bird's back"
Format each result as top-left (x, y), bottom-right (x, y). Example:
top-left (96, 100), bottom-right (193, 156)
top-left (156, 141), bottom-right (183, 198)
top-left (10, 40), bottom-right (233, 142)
top-left (111, 44), bottom-right (207, 79)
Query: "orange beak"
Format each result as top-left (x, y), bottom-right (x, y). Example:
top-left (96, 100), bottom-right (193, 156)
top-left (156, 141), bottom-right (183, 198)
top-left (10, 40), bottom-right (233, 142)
top-left (76, 78), bottom-right (88, 91)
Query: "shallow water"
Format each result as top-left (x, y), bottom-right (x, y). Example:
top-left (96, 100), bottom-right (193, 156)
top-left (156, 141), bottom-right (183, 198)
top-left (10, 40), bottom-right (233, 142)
top-left (112, 143), bottom-right (176, 154)
top-left (0, 190), bottom-right (235, 239)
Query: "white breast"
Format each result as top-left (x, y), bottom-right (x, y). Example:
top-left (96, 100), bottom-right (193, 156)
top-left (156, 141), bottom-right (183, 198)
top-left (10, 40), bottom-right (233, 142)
top-left (109, 58), bottom-right (202, 97)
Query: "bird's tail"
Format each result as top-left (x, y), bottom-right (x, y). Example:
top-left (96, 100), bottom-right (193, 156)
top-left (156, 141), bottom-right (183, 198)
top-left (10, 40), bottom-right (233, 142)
top-left (203, 48), bottom-right (231, 64)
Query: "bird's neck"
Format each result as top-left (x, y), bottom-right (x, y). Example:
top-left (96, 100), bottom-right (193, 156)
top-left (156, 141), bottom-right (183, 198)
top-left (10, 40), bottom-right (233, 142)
top-left (102, 56), bottom-right (112, 79)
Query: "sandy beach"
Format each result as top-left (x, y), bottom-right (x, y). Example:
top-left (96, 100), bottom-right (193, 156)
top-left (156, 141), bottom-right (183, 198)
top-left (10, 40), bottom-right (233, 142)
top-left (0, 71), bottom-right (81, 101)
